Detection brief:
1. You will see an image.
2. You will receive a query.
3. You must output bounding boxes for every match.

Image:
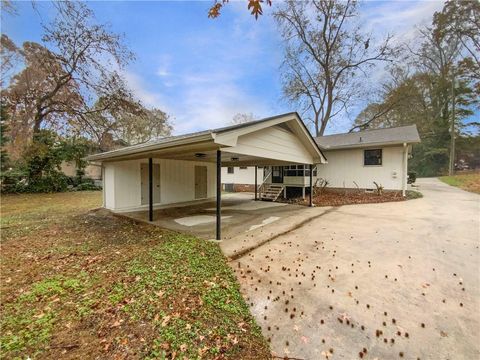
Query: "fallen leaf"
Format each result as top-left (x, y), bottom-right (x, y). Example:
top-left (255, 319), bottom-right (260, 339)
top-left (161, 315), bottom-right (171, 327)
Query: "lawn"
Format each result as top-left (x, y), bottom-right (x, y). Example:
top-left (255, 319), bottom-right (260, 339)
top-left (439, 171), bottom-right (480, 194)
top-left (0, 191), bottom-right (270, 359)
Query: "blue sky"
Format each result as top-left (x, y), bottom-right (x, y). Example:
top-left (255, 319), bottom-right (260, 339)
top-left (2, 0), bottom-right (446, 135)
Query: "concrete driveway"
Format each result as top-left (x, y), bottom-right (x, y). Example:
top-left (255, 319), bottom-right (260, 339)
top-left (124, 192), bottom-right (307, 240)
top-left (233, 178), bottom-right (479, 359)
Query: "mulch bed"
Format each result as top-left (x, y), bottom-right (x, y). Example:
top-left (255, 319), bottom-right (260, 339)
top-left (283, 188), bottom-right (406, 207)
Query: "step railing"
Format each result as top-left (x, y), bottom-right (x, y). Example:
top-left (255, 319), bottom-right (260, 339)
top-left (258, 166), bottom-right (272, 199)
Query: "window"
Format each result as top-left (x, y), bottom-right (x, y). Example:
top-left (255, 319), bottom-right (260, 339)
top-left (227, 167), bottom-right (234, 174)
top-left (284, 165), bottom-right (312, 177)
top-left (364, 149), bottom-right (382, 166)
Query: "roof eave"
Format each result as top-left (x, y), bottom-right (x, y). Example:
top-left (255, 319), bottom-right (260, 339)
top-left (86, 133), bottom-right (215, 162)
top-left (319, 139), bottom-right (421, 151)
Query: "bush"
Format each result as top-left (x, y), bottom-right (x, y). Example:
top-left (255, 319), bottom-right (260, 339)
top-left (1, 168), bottom-right (29, 193)
top-left (1, 130), bottom-right (97, 194)
top-left (75, 182), bottom-right (101, 191)
top-left (407, 171), bottom-right (417, 184)
top-left (24, 172), bottom-right (70, 193)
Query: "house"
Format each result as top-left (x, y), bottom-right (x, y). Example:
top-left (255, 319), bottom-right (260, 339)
top-left (86, 112), bottom-right (327, 240)
top-left (222, 125), bottom-right (420, 197)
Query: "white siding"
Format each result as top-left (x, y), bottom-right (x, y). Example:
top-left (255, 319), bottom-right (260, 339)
top-left (221, 166), bottom-right (264, 185)
top-left (225, 126), bottom-right (315, 164)
top-left (319, 146), bottom-right (406, 190)
top-left (104, 159), bottom-right (216, 212)
top-left (104, 164), bottom-right (116, 210)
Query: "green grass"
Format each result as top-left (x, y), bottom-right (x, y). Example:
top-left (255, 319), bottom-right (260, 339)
top-left (439, 172), bottom-right (480, 194)
top-left (0, 192), bottom-right (270, 359)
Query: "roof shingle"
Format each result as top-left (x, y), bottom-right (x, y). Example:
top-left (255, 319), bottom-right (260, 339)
top-left (315, 125), bottom-right (420, 150)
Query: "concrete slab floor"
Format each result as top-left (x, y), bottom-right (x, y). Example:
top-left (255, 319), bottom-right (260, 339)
top-left (232, 178), bottom-right (480, 359)
top-left (123, 192), bottom-right (308, 241)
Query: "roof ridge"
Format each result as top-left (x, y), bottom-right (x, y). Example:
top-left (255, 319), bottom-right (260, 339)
top-left (318, 124), bottom-right (417, 139)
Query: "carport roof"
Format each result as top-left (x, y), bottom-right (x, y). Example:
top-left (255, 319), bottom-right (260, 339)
top-left (315, 125), bottom-right (421, 150)
top-left (86, 112), bottom-right (326, 164)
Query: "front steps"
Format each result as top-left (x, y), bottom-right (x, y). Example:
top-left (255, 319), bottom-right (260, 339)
top-left (260, 184), bottom-right (284, 201)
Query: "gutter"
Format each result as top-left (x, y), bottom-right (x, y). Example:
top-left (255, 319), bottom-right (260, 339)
top-left (318, 139), bottom-right (421, 151)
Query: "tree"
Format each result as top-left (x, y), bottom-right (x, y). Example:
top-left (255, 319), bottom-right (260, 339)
top-left (350, 0), bottom-right (479, 177)
top-left (0, 34), bottom-right (21, 87)
top-left (0, 102), bottom-right (10, 173)
top-left (3, 2), bottom-right (135, 146)
top-left (231, 112), bottom-right (256, 125)
top-left (434, 0), bottom-right (480, 94)
top-left (274, 0), bottom-right (394, 136)
top-left (87, 104), bottom-right (172, 148)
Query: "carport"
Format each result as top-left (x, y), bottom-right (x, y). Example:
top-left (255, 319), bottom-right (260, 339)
top-left (87, 112), bottom-right (326, 240)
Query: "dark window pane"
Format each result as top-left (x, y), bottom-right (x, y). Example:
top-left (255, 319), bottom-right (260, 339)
top-left (227, 167), bottom-right (234, 174)
top-left (364, 149), bottom-right (382, 166)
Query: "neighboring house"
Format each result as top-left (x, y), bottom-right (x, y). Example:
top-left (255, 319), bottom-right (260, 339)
top-left (86, 112), bottom-right (326, 239)
top-left (60, 161), bottom-right (102, 181)
top-left (222, 125), bottom-right (421, 197)
top-left (60, 138), bottom-right (129, 185)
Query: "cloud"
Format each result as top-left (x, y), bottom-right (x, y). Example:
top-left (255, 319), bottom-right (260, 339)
top-left (123, 70), bottom-right (171, 112)
top-left (155, 54), bottom-right (172, 77)
top-left (123, 5), bottom-right (282, 135)
top-left (361, 1), bottom-right (444, 43)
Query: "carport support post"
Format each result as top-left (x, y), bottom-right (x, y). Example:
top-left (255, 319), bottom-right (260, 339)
top-left (216, 150), bottom-right (222, 240)
top-left (148, 157), bottom-right (153, 221)
top-left (254, 166), bottom-right (258, 201)
top-left (309, 164), bottom-right (313, 207)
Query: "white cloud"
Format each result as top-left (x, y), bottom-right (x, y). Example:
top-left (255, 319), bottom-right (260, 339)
top-left (155, 54), bottom-right (172, 78)
top-left (123, 70), bottom-right (171, 112)
top-left (361, 0), bottom-right (444, 43)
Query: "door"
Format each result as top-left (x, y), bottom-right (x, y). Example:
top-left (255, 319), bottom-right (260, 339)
top-left (195, 166), bottom-right (208, 199)
top-left (141, 163), bottom-right (160, 205)
top-left (272, 166), bottom-right (284, 183)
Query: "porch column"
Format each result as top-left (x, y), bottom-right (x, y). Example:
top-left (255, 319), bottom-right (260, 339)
top-left (148, 157), bottom-right (153, 221)
top-left (216, 150), bottom-right (222, 240)
top-left (254, 166), bottom-right (258, 200)
top-left (309, 164), bottom-right (313, 207)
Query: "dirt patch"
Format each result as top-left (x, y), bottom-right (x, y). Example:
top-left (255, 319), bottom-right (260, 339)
top-left (280, 188), bottom-right (409, 207)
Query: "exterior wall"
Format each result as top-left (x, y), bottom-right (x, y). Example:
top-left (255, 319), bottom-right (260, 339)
top-left (233, 184), bottom-right (256, 192)
top-left (104, 159), bottom-right (216, 212)
top-left (104, 164), bottom-right (116, 209)
top-left (225, 126), bottom-right (315, 164)
top-left (61, 161), bottom-right (102, 180)
top-left (219, 146), bottom-right (408, 191)
top-left (318, 146), bottom-right (406, 190)
top-left (221, 166), bottom-right (264, 186)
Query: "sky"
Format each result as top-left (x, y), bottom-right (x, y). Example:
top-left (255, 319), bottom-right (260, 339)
top-left (2, 0), bottom-right (446, 136)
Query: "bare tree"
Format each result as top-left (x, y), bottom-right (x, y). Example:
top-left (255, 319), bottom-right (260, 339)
top-left (3, 2), bottom-right (135, 141)
top-left (274, 0), bottom-right (394, 136)
top-left (0, 34), bottom-right (22, 86)
top-left (231, 112), bottom-right (256, 125)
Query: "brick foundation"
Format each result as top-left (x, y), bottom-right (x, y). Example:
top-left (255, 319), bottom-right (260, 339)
top-left (233, 184), bottom-right (256, 192)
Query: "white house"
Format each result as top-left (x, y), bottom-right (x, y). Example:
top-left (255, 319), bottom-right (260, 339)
top-left (221, 125), bottom-right (421, 197)
top-left (315, 125), bottom-right (420, 193)
top-left (86, 112), bottom-right (327, 240)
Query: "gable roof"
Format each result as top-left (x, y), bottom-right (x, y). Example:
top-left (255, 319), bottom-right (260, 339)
top-left (315, 125), bottom-right (421, 150)
top-left (87, 112), bottom-right (326, 163)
